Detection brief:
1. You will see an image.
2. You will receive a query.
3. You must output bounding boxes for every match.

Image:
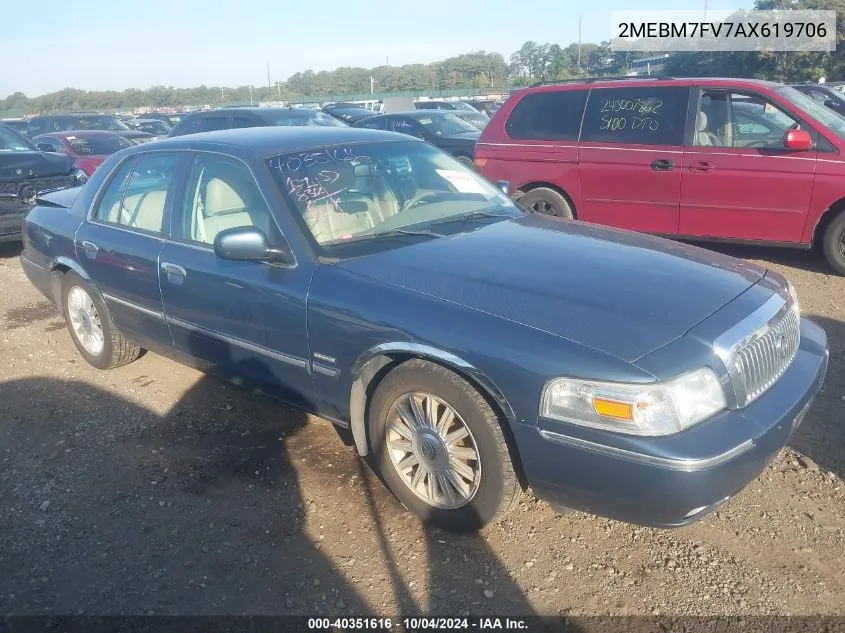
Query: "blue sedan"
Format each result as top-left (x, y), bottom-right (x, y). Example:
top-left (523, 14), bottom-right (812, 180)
top-left (20, 126), bottom-right (829, 531)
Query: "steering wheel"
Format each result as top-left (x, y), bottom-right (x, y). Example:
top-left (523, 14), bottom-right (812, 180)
top-left (402, 191), bottom-right (441, 209)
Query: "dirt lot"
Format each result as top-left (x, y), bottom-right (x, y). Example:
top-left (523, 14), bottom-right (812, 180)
top-left (0, 240), bottom-right (843, 618)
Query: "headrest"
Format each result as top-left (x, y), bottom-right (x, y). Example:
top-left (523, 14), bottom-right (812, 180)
top-left (696, 111), bottom-right (708, 132)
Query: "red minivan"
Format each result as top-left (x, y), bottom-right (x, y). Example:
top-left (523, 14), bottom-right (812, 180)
top-left (476, 77), bottom-right (845, 275)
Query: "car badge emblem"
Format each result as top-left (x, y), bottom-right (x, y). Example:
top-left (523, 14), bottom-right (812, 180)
top-left (18, 184), bottom-right (37, 205)
top-left (773, 332), bottom-right (787, 359)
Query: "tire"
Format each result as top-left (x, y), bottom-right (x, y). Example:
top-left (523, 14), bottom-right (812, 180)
top-left (61, 271), bottom-right (142, 370)
top-left (516, 187), bottom-right (575, 219)
top-left (822, 212), bottom-right (845, 276)
top-left (368, 359), bottom-right (521, 531)
top-left (454, 154), bottom-right (475, 170)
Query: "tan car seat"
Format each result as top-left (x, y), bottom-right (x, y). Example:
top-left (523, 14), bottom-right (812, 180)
top-left (695, 111), bottom-right (722, 146)
top-left (197, 166), bottom-right (271, 243)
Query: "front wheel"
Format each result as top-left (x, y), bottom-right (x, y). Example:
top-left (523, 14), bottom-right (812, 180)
top-left (822, 212), bottom-right (845, 276)
top-left (62, 272), bottom-right (142, 370)
top-left (368, 359), bottom-right (521, 531)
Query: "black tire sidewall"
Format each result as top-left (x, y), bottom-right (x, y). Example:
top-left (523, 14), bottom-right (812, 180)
top-left (62, 272), bottom-right (115, 370)
top-left (823, 214), bottom-right (845, 275)
top-left (368, 362), bottom-right (509, 531)
top-left (517, 187), bottom-right (574, 220)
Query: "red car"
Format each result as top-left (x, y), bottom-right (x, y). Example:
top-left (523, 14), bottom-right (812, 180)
top-left (30, 131), bottom-right (136, 176)
top-left (476, 77), bottom-right (845, 275)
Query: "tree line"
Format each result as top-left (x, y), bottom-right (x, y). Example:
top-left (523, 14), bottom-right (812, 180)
top-left (3, 0), bottom-right (845, 116)
top-left (1, 42), bottom-right (643, 115)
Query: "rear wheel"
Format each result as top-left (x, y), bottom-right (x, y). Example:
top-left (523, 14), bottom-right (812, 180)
top-left (368, 359), bottom-right (521, 531)
top-left (62, 272), bottom-right (142, 370)
top-left (822, 212), bottom-right (845, 276)
top-left (516, 187), bottom-right (574, 219)
top-left (454, 155), bottom-right (475, 170)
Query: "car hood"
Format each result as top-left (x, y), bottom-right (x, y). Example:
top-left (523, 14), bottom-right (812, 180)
top-left (443, 130), bottom-right (481, 141)
top-left (115, 130), bottom-right (154, 141)
top-left (0, 151), bottom-right (75, 180)
top-left (338, 214), bottom-right (766, 363)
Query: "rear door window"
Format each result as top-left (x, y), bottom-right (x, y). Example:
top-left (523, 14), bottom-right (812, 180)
top-left (506, 90), bottom-right (588, 140)
top-left (580, 86), bottom-right (691, 146)
top-left (198, 116), bottom-right (230, 132)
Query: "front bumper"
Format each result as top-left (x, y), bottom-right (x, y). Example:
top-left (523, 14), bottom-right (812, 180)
top-left (512, 317), bottom-right (829, 527)
top-left (0, 210), bottom-right (25, 242)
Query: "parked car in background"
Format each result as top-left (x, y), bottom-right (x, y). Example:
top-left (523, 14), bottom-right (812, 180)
top-left (322, 105), bottom-right (378, 125)
top-left (1, 118), bottom-right (30, 135)
top-left (354, 110), bottom-right (479, 168)
top-left (143, 112), bottom-right (186, 127)
top-left (0, 124), bottom-right (87, 242)
top-left (789, 83), bottom-right (845, 115)
top-left (466, 100), bottom-right (498, 116)
top-left (18, 126), bottom-right (828, 531)
top-left (29, 131), bottom-right (136, 176)
top-left (132, 118), bottom-right (172, 138)
top-left (477, 76), bottom-right (845, 275)
top-left (168, 107), bottom-right (346, 137)
top-left (26, 114), bottom-right (155, 144)
top-left (414, 101), bottom-right (489, 129)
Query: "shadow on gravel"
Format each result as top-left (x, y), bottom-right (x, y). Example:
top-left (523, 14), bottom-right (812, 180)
top-left (684, 242), bottom-right (832, 275)
top-left (0, 370), bottom-right (538, 617)
top-left (0, 241), bottom-right (21, 259)
top-left (790, 314), bottom-right (845, 481)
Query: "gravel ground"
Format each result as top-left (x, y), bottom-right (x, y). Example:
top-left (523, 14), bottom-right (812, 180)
top-left (0, 240), bottom-right (843, 618)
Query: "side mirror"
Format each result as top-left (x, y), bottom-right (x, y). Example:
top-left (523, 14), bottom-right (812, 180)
top-left (496, 180), bottom-right (511, 195)
top-left (784, 129), bottom-right (813, 151)
top-left (37, 143), bottom-right (56, 152)
top-left (213, 226), bottom-right (294, 265)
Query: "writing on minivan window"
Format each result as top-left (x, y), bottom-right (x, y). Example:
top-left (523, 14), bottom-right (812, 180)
top-left (599, 97), bottom-right (664, 133)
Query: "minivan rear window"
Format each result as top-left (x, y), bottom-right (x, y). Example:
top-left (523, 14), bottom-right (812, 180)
top-left (506, 91), bottom-right (588, 140)
top-left (581, 86), bottom-right (690, 146)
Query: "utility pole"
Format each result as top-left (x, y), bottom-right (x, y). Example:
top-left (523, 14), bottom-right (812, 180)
top-left (577, 15), bottom-right (582, 75)
top-left (276, 81), bottom-right (281, 98)
top-left (249, 84), bottom-right (253, 106)
top-left (220, 88), bottom-right (225, 102)
top-left (370, 76), bottom-right (375, 95)
top-left (267, 62), bottom-right (272, 91)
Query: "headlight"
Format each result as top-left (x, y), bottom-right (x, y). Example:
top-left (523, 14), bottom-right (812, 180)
top-left (786, 280), bottom-right (800, 313)
top-left (540, 368), bottom-right (726, 436)
top-left (72, 168), bottom-right (88, 185)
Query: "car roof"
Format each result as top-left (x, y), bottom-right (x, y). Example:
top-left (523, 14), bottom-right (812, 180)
top-left (151, 125), bottom-right (414, 157)
top-left (188, 107), bottom-right (321, 117)
top-left (35, 130), bottom-right (123, 138)
top-left (367, 110), bottom-right (453, 119)
top-left (520, 77), bottom-right (784, 92)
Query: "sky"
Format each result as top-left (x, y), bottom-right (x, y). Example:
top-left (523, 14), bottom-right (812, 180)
top-left (0, 0), bottom-right (754, 99)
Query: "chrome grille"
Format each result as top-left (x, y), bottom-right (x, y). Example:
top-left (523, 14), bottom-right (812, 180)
top-left (716, 292), bottom-right (801, 408)
top-left (0, 175), bottom-right (75, 195)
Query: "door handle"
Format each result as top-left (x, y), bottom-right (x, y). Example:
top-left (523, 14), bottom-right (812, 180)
top-left (81, 240), bottom-right (98, 259)
top-left (689, 161), bottom-right (715, 172)
top-left (650, 159), bottom-right (675, 171)
top-left (160, 262), bottom-right (187, 279)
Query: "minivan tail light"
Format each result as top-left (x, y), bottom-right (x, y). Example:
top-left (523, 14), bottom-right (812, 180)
top-left (473, 157), bottom-right (487, 168)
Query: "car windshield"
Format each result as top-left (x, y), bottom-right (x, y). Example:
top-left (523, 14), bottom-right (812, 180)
top-left (266, 141), bottom-right (520, 251)
top-left (65, 116), bottom-right (131, 132)
top-left (774, 85), bottom-right (845, 141)
top-left (0, 125), bottom-right (35, 151)
top-left (416, 113), bottom-right (478, 136)
top-left (65, 134), bottom-right (134, 155)
top-left (270, 112), bottom-right (347, 127)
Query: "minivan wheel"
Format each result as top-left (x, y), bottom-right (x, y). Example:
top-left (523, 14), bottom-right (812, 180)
top-left (822, 212), bottom-right (845, 275)
top-left (454, 155), bottom-right (475, 170)
top-left (516, 187), bottom-right (574, 220)
top-left (368, 359), bottom-right (521, 532)
top-left (62, 272), bottom-right (142, 370)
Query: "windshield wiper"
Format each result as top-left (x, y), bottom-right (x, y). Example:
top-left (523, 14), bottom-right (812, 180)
top-left (329, 227), bottom-right (445, 245)
top-left (430, 210), bottom-right (516, 226)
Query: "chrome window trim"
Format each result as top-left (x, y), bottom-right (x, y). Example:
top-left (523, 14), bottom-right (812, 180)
top-left (101, 292), bottom-right (165, 321)
top-left (539, 429), bottom-right (754, 472)
top-left (165, 315), bottom-right (308, 369)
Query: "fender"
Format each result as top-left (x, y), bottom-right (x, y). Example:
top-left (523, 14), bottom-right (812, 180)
top-left (349, 341), bottom-right (516, 457)
top-left (49, 256), bottom-right (92, 306)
